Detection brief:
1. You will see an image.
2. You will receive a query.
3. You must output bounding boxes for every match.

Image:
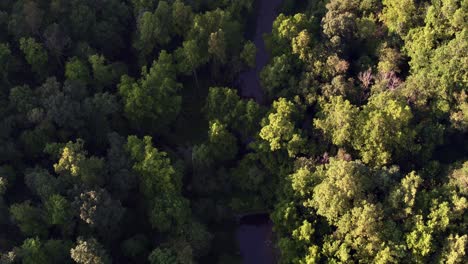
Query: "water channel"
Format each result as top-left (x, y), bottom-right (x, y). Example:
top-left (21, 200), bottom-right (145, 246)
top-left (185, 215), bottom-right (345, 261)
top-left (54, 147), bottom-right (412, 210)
top-left (236, 0), bottom-right (283, 263)
top-left (238, 0), bottom-right (283, 104)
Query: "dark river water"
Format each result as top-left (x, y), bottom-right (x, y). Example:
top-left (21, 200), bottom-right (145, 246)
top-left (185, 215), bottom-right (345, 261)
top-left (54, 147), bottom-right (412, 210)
top-left (236, 214), bottom-right (276, 264)
top-left (236, 0), bottom-right (283, 263)
top-left (238, 0), bottom-right (284, 104)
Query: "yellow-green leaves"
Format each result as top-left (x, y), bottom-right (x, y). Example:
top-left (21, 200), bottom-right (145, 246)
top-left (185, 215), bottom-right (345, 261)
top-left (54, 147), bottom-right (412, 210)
top-left (314, 96), bottom-right (358, 146)
top-left (381, 0), bottom-right (418, 36)
top-left (315, 92), bottom-right (417, 166)
top-left (260, 98), bottom-right (306, 157)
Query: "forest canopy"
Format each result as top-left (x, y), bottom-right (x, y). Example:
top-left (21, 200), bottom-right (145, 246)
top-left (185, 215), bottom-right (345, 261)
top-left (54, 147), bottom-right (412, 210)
top-left (0, 0), bottom-right (466, 263)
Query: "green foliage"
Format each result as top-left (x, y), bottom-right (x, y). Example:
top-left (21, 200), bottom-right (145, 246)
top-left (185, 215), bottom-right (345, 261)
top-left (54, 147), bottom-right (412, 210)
top-left (314, 96), bottom-right (358, 146)
top-left (353, 92), bottom-right (418, 166)
top-left (10, 201), bottom-right (48, 237)
top-left (172, 0), bottom-right (194, 37)
top-left (148, 248), bottom-right (177, 264)
top-left (208, 29), bottom-right (227, 63)
top-left (0, 0), bottom-right (466, 263)
top-left (126, 136), bottom-right (179, 197)
top-left (88, 54), bottom-right (124, 89)
top-left (19, 37), bottom-right (48, 77)
top-left (381, 0), bottom-right (419, 36)
top-left (24, 168), bottom-right (59, 200)
top-left (44, 194), bottom-right (71, 226)
top-left (19, 238), bottom-right (72, 264)
top-left (322, 0), bottom-right (359, 47)
top-left (134, 1), bottom-right (173, 59)
top-left (119, 51), bottom-right (182, 131)
top-left (65, 57), bottom-right (90, 83)
top-left (441, 234), bottom-right (468, 264)
top-left (260, 98), bottom-right (306, 157)
top-left (52, 139), bottom-right (105, 187)
top-left (19, 238), bottom-right (48, 264)
top-left (241, 41), bottom-right (256, 68)
top-left (126, 135), bottom-right (190, 232)
top-left (0, 43), bottom-right (11, 82)
top-left (270, 13), bottom-right (313, 55)
top-left (260, 54), bottom-right (297, 97)
top-left (204, 87), bottom-right (264, 137)
top-left (314, 90), bottom-right (421, 167)
top-left (175, 39), bottom-right (207, 75)
top-left (312, 158), bottom-right (369, 223)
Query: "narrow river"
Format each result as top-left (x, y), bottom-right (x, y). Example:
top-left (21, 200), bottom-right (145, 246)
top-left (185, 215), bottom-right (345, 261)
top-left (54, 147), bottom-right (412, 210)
top-left (238, 0), bottom-right (283, 104)
top-left (236, 0), bottom-right (283, 263)
top-left (236, 214), bottom-right (276, 264)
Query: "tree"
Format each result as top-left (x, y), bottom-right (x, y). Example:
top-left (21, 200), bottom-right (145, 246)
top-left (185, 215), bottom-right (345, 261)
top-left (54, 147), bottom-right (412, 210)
top-left (259, 98), bottom-right (306, 157)
top-left (240, 41), bottom-right (256, 68)
top-left (172, 0), bottom-right (194, 37)
top-left (175, 39), bottom-right (207, 88)
top-left (208, 29), bottom-right (227, 63)
top-left (9, 85), bottom-right (36, 117)
top-left (19, 238), bottom-right (72, 264)
top-left (388, 171), bottom-right (422, 217)
top-left (43, 23), bottom-right (70, 61)
top-left (69, 2), bottom-right (95, 38)
top-left (70, 237), bottom-right (110, 264)
top-left (269, 13), bottom-right (312, 56)
top-left (22, 0), bottom-right (43, 34)
top-left (440, 234), bottom-right (467, 264)
top-left (105, 132), bottom-right (137, 200)
top-left (450, 91), bottom-right (468, 131)
top-left (311, 158), bottom-right (370, 224)
top-left (314, 96), bottom-right (358, 146)
top-left (65, 57), bottom-right (90, 83)
top-left (121, 234), bottom-right (150, 261)
top-left (192, 120), bottom-right (238, 170)
top-left (134, 1), bottom-right (173, 59)
top-left (88, 54), bottom-right (124, 90)
top-left (207, 120), bottom-right (238, 161)
top-left (334, 202), bottom-right (386, 260)
top-left (19, 37), bottom-right (48, 77)
top-left (260, 54), bottom-right (297, 97)
top-left (76, 189), bottom-right (124, 236)
top-left (401, 1), bottom-right (466, 117)
top-left (10, 201), bottom-right (48, 237)
top-left (134, 11), bottom-right (158, 59)
top-left (24, 168), bottom-right (59, 200)
top-left (381, 0), bottom-right (418, 36)
top-left (0, 43), bottom-right (11, 82)
top-left (119, 51), bottom-right (182, 131)
top-left (45, 194), bottom-right (71, 226)
top-left (126, 135), bottom-right (190, 232)
top-left (35, 78), bottom-right (84, 130)
top-left (19, 238), bottom-right (48, 264)
top-left (148, 248), bottom-right (177, 264)
top-left (321, 0), bottom-right (359, 47)
top-left (352, 92), bottom-right (418, 166)
top-left (203, 87), bottom-right (265, 137)
top-left (126, 136), bottom-right (179, 197)
top-left (52, 139), bottom-right (105, 187)
top-left (292, 30), bottom-right (312, 61)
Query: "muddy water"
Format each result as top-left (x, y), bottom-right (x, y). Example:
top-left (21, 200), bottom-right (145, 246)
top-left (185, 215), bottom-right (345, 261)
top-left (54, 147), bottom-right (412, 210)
top-left (238, 0), bottom-right (283, 103)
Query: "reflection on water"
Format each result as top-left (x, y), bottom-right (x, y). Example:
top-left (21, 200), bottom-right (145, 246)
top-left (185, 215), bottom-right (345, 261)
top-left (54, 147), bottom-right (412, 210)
top-left (236, 214), bottom-right (276, 264)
